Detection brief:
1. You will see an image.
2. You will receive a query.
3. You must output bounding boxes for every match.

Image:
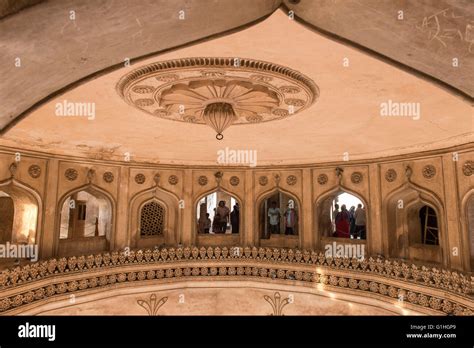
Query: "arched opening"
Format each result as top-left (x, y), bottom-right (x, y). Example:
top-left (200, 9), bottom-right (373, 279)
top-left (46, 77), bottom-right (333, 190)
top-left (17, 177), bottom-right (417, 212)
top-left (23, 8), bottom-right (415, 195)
top-left (385, 185), bottom-right (443, 264)
top-left (196, 191), bottom-right (240, 235)
top-left (0, 181), bottom-right (40, 265)
top-left (317, 191), bottom-right (366, 240)
top-left (466, 195), bottom-right (474, 270)
top-left (418, 205), bottom-right (439, 245)
top-left (130, 186), bottom-right (179, 249)
top-left (0, 186), bottom-right (38, 245)
top-left (140, 200), bottom-right (165, 237)
top-left (58, 188), bottom-right (112, 256)
top-left (0, 192), bottom-right (14, 244)
top-left (258, 190), bottom-right (299, 248)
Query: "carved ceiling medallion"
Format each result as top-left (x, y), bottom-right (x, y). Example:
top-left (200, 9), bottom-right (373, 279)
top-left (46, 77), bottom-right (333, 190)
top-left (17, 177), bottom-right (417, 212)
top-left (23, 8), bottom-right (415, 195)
top-left (117, 57), bottom-right (319, 139)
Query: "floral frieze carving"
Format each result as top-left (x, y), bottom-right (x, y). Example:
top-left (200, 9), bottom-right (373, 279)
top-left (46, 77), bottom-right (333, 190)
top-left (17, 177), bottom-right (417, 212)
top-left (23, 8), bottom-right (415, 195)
top-left (0, 246), bottom-right (472, 316)
top-left (385, 169), bottom-right (397, 182)
top-left (286, 175), bottom-right (297, 186)
top-left (137, 294), bottom-right (168, 316)
top-left (264, 292), bottom-right (291, 316)
top-left (462, 161), bottom-right (473, 176)
top-left (64, 168), bottom-right (78, 181)
top-left (230, 176), bottom-right (240, 186)
top-left (422, 165), bottom-right (436, 179)
top-left (317, 174), bottom-right (328, 185)
top-left (198, 175), bottom-right (208, 186)
top-left (135, 173), bottom-right (146, 184)
top-left (28, 165), bottom-right (41, 179)
top-left (351, 172), bottom-right (363, 184)
top-left (168, 175), bottom-right (179, 185)
top-left (103, 171), bottom-right (114, 183)
top-left (259, 176), bottom-right (268, 186)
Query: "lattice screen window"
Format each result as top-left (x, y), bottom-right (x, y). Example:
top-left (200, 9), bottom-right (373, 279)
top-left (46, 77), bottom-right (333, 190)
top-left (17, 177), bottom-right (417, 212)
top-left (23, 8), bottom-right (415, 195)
top-left (140, 201), bottom-right (165, 236)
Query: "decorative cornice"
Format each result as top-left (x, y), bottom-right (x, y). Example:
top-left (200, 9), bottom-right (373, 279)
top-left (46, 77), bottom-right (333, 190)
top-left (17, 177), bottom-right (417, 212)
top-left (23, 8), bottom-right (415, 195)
top-left (0, 246), bottom-right (472, 315)
top-left (0, 143), bottom-right (472, 170)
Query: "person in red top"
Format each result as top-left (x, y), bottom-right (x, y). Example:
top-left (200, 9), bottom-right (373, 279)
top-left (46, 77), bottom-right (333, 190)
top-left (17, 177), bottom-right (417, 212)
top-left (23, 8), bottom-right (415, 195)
top-left (335, 204), bottom-right (350, 238)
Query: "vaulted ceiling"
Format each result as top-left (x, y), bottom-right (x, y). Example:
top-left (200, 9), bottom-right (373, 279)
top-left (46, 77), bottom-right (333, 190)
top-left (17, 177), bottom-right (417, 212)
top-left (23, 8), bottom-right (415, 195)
top-left (0, 0), bottom-right (472, 165)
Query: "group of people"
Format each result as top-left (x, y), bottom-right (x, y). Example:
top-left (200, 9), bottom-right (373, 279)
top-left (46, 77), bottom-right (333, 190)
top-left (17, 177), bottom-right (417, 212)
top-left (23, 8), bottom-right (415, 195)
top-left (197, 199), bottom-right (365, 239)
top-left (198, 201), bottom-right (239, 234)
top-left (333, 203), bottom-right (366, 239)
top-left (266, 200), bottom-right (298, 236)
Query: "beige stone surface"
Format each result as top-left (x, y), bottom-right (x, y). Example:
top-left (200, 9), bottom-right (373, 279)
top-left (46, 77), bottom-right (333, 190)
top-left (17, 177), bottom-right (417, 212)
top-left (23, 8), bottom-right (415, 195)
top-left (0, 0), bottom-right (280, 130)
top-left (1, 11), bottom-right (472, 165)
top-left (21, 281), bottom-right (419, 316)
top-left (284, 0), bottom-right (474, 97)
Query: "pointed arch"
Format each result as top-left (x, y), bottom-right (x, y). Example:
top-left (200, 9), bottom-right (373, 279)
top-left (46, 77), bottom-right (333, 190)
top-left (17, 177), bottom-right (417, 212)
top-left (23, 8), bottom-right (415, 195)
top-left (382, 182), bottom-right (446, 265)
top-left (55, 183), bottom-right (115, 256)
top-left (314, 184), bottom-right (369, 250)
top-left (255, 186), bottom-right (301, 248)
top-left (193, 186), bottom-right (243, 246)
top-left (129, 185), bottom-right (180, 248)
top-left (0, 178), bottom-right (42, 247)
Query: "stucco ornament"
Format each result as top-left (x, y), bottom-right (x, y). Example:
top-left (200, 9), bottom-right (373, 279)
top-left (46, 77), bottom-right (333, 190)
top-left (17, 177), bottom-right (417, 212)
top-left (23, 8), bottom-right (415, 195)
top-left (117, 57), bottom-right (318, 139)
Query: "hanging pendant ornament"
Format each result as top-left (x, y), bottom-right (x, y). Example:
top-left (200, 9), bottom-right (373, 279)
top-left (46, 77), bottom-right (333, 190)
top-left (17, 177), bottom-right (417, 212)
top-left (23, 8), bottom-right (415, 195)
top-left (202, 102), bottom-right (236, 140)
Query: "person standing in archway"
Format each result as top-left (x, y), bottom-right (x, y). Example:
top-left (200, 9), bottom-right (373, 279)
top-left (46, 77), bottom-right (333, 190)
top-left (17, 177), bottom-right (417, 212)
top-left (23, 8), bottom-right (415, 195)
top-left (230, 204), bottom-right (240, 234)
top-left (284, 200), bottom-right (297, 235)
top-left (354, 204), bottom-right (366, 239)
top-left (268, 201), bottom-right (281, 235)
top-left (216, 200), bottom-right (230, 233)
top-left (349, 206), bottom-right (356, 238)
top-left (335, 204), bottom-right (350, 238)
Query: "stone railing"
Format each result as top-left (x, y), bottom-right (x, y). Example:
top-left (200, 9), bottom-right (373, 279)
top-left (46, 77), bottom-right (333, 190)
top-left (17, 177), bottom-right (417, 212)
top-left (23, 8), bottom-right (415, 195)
top-left (0, 246), bottom-right (472, 315)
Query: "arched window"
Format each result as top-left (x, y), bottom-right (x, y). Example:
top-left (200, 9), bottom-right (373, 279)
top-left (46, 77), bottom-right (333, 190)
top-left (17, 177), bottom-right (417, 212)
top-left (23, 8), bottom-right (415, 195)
top-left (0, 192), bottom-right (14, 244)
top-left (259, 191), bottom-right (299, 239)
top-left (58, 188), bottom-right (112, 257)
top-left (196, 191), bottom-right (239, 234)
top-left (419, 205), bottom-right (439, 245)
top-left (0, 187), bottom-right (38, 245)
top-left (317, 191), bottom-right (366, 240)
top-left (140, 201), bottom-right (165, 236)
top-left (385, 185), bottom-right (443, 264)
top-left (60, 190), bottom-right (112, 239)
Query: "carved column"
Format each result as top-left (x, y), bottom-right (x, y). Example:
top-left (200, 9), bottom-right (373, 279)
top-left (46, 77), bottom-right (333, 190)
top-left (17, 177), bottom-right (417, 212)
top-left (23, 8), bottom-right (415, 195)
top-left (181, 169), bottom-right (193, 245)
top-left (114, 165), bottom-right (130, 250)
top-left (243, 170), bottom-right (254, 246)
top-left (442, 154), bottom-right (462, 270)
top-left (368, 163), bottom-right (383, 255)
top-left (301, 168), bottom-right (313, 249)
top-left (40, 158), bottom-right (59, 259)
